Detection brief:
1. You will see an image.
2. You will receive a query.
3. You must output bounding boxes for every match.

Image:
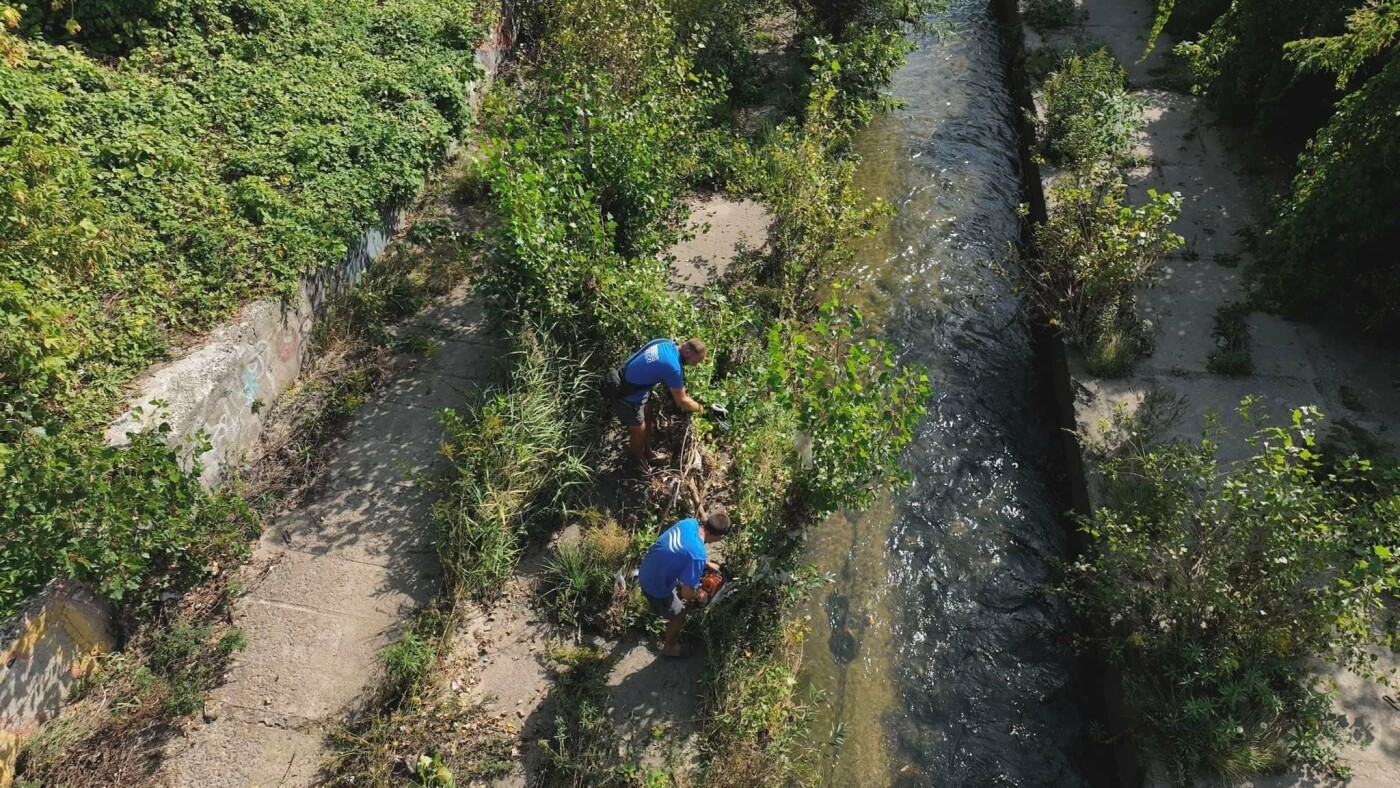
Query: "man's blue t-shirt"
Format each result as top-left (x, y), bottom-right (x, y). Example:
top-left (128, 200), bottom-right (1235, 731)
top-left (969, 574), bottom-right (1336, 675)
top-left (621, 339), bottom-right (684, 404)
top-left (639, 518), bottom-right (707, 599)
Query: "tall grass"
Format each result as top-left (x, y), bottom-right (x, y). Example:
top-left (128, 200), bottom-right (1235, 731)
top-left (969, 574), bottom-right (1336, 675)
top-left (432, 332), bottom-right (593, 601)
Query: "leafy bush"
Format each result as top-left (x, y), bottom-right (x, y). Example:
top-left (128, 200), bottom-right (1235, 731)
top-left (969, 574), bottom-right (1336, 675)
top-left (0, 0), bottom-right (489, 615)
top-left (1259, 12), bottom-right (1400, 333)
top-left (1151, 1), bottom-right (1400, 338)
top-left (1025, 0), bottom-right (1075, 31)
top-left (1040, 48), bottom-right (1142, 166)
top-left (762, 296), bottom-right (929, 514)
top-left (1169, 0), bottom-right (1353, 136)
top-left (1019, 169), bottom-right (1182, 376)
top-left (1068, 403), bottom-right (1400, 782)
top-left (724, 89), bottom-right (892, 315)
top-left (0, 426), bottom-right (254, 617)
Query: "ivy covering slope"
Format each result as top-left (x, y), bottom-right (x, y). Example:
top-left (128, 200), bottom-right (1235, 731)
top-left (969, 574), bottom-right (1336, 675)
top-left (0, 0), bottom-right (488, 617)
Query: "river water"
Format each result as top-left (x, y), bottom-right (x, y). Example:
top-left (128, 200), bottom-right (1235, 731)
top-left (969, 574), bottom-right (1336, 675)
top-left (795, 2), bottom-right (1087, 785)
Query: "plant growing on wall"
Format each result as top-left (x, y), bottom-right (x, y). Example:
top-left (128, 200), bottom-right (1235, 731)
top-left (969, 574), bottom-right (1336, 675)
top-left (1068, 403), bottom-right (1400, 782)
top-left (1018, 168), bottom-right (1182, 376)
top-left (1039, 48), bottom-right (1143, 167)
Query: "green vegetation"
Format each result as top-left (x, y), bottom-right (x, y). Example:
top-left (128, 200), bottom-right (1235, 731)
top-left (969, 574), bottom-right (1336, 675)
top-left (1039, 48), bottom-right (1141, 167)
top-left (0, 0), bottom-right (492, 616)
top-left (1069, 401), bottom-right (1400, 783)
top-left (16, 594), bottom-right (249, 785)
top-left (320, 0), bottom-right (934, 784)
top-left (539, 645), bottom-right (663, 787)
top-left (1152, 0), bottom-right (1400, 335)
top-left (538, 516), bottom-right (633, 632)
top-left (16, 187), bottom-right (482, 784)
top-left (1024, 43), bottom-right (1180, 377)
top-left (1206, 301), bottom-right (1254, 377)
top-left (1024, 0), bottom-right (1076, 32)
top-left (1020, 169), bottom-right (1182, 377)
top-left (433, 337), bottom-right (592, 600)
top-left (328, 604), bottom-right (516, 787)
top-left (0, 429), bottom-right (255, 616)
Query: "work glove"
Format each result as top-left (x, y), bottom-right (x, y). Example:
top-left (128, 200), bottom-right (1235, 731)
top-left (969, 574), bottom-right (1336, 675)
top-left (704, 403), bottom-right (731, 432)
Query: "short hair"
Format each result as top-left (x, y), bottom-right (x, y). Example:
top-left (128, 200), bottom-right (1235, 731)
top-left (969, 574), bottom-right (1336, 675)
top-left (704, 508), bottom-right (730, 537)
top-left (681, 337), bottom-right (707, 362)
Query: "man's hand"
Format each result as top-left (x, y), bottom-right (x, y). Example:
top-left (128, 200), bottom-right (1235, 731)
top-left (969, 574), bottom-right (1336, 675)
top-left (706, 560), bottom-right (720, 573)
top-left (669, 386), bottom-right (704, 414)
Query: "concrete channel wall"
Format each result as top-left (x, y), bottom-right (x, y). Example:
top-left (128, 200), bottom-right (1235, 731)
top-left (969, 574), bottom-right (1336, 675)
top-left (0, 12), bottom-right (512, 784)
top-left (990, 0), bottom-right (1144, 785)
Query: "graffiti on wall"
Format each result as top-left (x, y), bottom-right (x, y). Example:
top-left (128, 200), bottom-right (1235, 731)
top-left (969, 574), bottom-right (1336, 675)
top-left (0, 582), bottom-right (115, 786)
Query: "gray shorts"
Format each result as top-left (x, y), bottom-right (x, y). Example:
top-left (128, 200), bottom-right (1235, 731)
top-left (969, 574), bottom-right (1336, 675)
top-left (646, 589), bottom-right (683, 620)
top-left (611, 395), bottom-right (646, 427)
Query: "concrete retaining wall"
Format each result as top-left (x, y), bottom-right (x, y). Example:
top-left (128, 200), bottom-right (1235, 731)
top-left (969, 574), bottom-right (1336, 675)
top-left (0, 581), bottom-right (116, 786)
top-left (0, 11), bottom-right (511, 784)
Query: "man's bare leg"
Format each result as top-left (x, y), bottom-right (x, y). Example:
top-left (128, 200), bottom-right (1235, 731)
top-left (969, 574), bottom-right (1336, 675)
top-left (662, 609), bottom-right (687, 656)
top-left (629, 424), bottom-right (649, 469)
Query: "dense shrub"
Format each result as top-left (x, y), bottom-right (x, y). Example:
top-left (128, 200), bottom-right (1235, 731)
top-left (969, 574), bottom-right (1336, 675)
top-left (0, 427), bottom-right (254, 617)
top-left (1260, 6), bottom-right (1400, 333)
top-left (1025, 0), bottom-right (1075, 32)
top-left (724, 89), bottom-right (891, 314)
top-left (1170, 0), bottom-right (1353, 139)
top-left (1068, 403), bottom-right (1400, 782)
top-left (0, 0), bottom-right (487, 431)
top-left (1039, 48), bottom-right (1142, 167)
top-left (1020, 169), bottom-right (1182, 376)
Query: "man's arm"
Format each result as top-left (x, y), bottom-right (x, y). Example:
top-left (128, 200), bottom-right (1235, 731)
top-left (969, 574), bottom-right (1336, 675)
top-left (668, 386), bottom-right (703, 413)
top-left (677, 583), bottom-right (708, 602)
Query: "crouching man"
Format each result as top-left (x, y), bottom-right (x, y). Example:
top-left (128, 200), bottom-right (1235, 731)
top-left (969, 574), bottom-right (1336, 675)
top-left (606, 337), bottom-right (706, 472)
top-left (637, 509), bottom-right (729, 658)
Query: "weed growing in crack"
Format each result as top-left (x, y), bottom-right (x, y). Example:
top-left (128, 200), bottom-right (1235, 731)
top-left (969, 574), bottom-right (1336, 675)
top-left (1207, 301), bottom-right (1254, 377)
top-left (538, 515), bottom-right (632, 633)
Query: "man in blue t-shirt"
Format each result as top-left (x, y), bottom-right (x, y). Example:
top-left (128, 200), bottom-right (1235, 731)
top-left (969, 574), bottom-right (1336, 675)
top-left (609, 337), bottom-right (707, 471)
top-left (638, 510), bottom-right (729, 658)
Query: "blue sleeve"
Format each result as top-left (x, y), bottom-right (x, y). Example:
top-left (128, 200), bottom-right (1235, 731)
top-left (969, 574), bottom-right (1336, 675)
top-left (662, 348), bottom-right (685, 391)
top-left (679, 557), bottom-right (704, 590)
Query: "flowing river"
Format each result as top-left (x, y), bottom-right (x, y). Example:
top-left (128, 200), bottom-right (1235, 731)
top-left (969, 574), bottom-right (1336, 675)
top-left (795, 2), bottom-right (1088, 785)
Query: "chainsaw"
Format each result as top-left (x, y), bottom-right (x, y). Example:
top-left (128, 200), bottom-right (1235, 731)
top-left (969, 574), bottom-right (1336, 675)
top-left (614, 563), bottom-right (740, 609)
